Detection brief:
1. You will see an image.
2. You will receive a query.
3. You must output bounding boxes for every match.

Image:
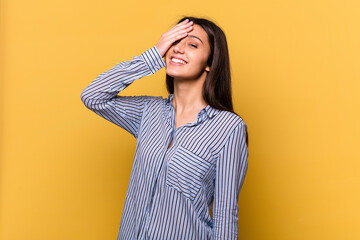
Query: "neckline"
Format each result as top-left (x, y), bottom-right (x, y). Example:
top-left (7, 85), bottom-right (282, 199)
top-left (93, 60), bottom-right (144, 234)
top-left (165, 93), bottom-right (221, 122)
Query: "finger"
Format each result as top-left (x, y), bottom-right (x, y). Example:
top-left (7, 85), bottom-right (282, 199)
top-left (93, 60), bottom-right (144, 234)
top-left (170, 27), bottom-right (192, 37)
top-left (166, 31), bottom-right (190, 46)
top-left (175, 18), bottom-right (190, 27)
top-left (166, 24), bottom-right (193, 38)
top-left (167, 26), bottom-right (193, 39)
top-left (169, 20), bottom-right (193, 33)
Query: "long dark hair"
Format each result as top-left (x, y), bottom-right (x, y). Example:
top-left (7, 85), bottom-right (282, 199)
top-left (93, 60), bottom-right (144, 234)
top-left (166, 16), bottom-right (249, 145)
top-left (166, 16), bottom-right (233, 112)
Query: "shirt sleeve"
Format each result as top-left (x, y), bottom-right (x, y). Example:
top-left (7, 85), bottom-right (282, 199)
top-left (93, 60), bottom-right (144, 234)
top-left (212, 121), bottom-right (249, 239)
top-left (80, 46), bottom-right (166, 138)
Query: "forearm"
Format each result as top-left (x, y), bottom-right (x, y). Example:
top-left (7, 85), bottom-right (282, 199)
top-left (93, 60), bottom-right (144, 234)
top-left (80, 46), bottom-right (165, 110)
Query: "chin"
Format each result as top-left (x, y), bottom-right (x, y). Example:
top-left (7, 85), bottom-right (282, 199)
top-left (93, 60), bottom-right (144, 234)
top-left (165, 68), bottom-right (183, 79)
top-left (166, 71), bottom-right (190, 80)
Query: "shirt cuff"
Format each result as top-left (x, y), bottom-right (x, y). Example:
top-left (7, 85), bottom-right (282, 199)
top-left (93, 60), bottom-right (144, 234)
top-left (140, 46), bottom-right (166, 74)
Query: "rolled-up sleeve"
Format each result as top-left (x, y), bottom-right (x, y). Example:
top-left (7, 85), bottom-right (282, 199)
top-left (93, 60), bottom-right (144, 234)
top-left (213, 121), bottom-right (249, 239)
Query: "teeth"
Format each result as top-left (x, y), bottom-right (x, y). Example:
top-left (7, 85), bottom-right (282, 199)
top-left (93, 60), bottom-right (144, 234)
top-left (171, 58), bottom-right (186, 64)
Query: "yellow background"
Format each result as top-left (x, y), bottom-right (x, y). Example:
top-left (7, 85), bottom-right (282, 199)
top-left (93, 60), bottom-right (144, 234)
top-left (1, 0), bottom-right (359, 239)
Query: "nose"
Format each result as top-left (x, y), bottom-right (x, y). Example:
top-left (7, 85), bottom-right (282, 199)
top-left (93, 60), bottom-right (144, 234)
top-left (173, 39), bottom-right (186, 53)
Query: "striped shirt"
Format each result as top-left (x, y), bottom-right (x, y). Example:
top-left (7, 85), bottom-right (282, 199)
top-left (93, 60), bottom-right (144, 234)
top-left (80, 46), bottom-right (248, 239)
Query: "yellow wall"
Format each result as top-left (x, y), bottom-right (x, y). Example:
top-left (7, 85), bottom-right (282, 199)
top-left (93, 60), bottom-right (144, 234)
top-left (1, 0), bottom-right (359, 239)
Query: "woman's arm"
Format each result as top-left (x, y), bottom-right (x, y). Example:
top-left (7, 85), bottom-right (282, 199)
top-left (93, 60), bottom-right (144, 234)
top-left (80, 46), bottom-right (165, 138)
top-left (212, 121), bottom-right (249, 239)
top-left (81, 19), bottom-right (194, 138)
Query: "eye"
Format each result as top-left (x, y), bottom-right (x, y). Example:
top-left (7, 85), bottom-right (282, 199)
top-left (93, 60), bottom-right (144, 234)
top-left (189, 44), bottom-right (198, 48)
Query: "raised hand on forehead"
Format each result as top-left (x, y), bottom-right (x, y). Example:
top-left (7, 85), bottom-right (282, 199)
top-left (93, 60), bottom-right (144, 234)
top-left (156, 19), bottom-right (194, 57)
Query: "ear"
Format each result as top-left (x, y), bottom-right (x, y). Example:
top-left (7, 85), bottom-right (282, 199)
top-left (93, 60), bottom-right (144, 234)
top-left (205, 65), bottom-right (210, 72)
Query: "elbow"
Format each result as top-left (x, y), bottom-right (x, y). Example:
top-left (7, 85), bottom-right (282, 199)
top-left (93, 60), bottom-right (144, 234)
top-left (80, 88), bottom-right (93, 109)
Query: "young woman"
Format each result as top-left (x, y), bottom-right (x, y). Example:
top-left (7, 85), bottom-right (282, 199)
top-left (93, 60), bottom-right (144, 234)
top-left (81, 16), bottom-right (248, 239)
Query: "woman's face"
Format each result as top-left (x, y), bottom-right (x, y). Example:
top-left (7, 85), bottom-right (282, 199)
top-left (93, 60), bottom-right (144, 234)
top-left (165, 24), bottom-right (211, 81)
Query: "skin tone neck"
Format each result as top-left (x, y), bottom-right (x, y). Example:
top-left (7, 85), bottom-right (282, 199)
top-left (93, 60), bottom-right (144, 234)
top-left (171, 70), bottom-right (209, 126)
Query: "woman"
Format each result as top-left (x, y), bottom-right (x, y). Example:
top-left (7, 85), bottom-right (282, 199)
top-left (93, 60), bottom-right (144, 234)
top-left (81, 16), bottom-right (248, 239)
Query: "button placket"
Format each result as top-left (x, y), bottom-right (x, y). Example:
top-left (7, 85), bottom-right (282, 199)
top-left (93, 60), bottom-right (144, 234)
top-left (140, 113), bottom-right (175, 237)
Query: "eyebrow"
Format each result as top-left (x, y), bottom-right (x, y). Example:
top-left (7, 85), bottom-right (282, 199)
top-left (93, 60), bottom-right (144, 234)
top-left (187, 35), bottom-right (203, 44)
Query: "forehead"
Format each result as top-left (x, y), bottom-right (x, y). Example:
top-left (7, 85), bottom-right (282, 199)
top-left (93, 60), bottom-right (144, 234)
top-left (188, 24), bottom-right (209, 44)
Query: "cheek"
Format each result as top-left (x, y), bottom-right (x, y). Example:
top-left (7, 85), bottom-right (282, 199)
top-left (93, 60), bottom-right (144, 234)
top-left (196, 53), bottom-right (211, 69)
top-left (165, 46), bottom-right (175, 57)
top-left (164, 49), bottom-right (171, 63)
top-left (164, 53), bottom-right (170, 63)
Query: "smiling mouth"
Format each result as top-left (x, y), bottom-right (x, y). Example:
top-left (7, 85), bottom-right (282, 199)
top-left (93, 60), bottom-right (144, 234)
top-left (171, 57), bottom-right (187, 64)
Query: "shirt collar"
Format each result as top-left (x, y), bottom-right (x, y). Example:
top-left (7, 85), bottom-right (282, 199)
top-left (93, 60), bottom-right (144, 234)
top-left (165, 93), bottom-right (220, 120)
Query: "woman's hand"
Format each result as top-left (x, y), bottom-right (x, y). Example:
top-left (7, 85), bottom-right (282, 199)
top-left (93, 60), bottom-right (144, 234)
top-left (156, 19), bottom-right (194, 57)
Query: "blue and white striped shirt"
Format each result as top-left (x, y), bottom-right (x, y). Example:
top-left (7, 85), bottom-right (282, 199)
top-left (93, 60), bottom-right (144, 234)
top-left (81, 46), bottom-right (248, 239)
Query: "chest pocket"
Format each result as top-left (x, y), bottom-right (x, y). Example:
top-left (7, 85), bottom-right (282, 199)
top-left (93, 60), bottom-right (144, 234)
top-left (166, 145), bottom-right (213, 201)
